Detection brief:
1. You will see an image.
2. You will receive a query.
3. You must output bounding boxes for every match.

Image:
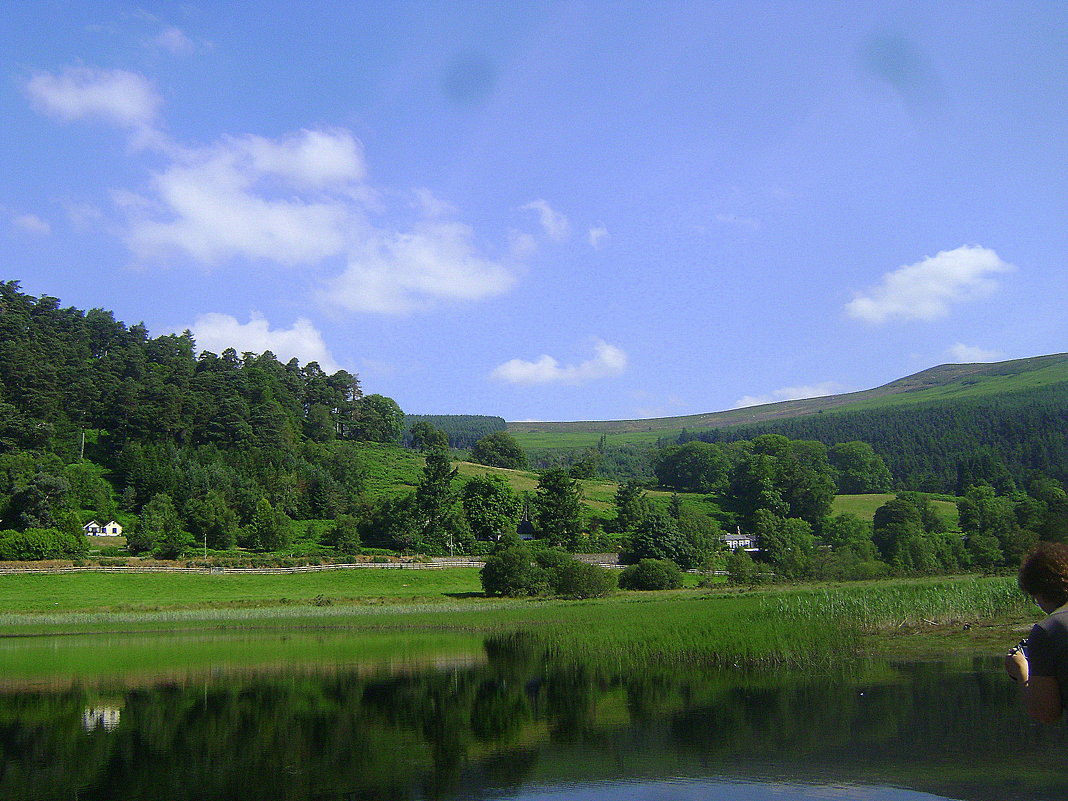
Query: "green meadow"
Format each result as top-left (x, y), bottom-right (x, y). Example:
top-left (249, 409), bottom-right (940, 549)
top-left (0, 568), bottom-right (484, 613)
top-left (0, 573), bottom-right (1035, 670)
top-left (829, 493), bottom-right (961, 527)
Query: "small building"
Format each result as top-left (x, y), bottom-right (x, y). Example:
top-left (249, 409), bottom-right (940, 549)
top-left (721, 528), bottom-right (759, 553)
top-left (83, 520), bottom-right (123, 537)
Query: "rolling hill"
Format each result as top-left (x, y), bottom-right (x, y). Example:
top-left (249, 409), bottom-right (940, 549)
top-left (508, 353), bottom-right (1068, 436)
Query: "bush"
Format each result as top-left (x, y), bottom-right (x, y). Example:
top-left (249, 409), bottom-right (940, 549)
top-left (533, 548), bottom-right (573, 570)
top-left (726, 548), bottom-right (762, 585)
top-left (548, 560), bottom-right (616, 599)
top-left (0, 528), bottom-right (88, 561)
top-left (480, 547), bottom-right (549, 597)
top-left (619, 558), bottom-right (684, 591)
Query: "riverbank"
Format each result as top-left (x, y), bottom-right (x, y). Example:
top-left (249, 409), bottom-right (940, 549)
top-left (0, 573), bottom-right (1038, 668)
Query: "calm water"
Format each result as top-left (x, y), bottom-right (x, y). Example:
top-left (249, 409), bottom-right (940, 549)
top-left (0, 630), bottom-right (1064, 801)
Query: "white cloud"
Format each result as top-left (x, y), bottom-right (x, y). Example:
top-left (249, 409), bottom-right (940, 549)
top-left (238, 129), bottom-right (366, 189)
top-left (521, 199), bottom-right (570, 242)
top-left (588, 226), bottom-right (610, 250)
top-left (30, 64), bottom-right (521, 315)
top-left (26, 66), bottom-right (160, 128)
top-left (323, 221), bottom-right (515, 313)
top-left (846, 245), bottom-right (1015, 323)
top-left (187, 312), bottom-right (342, 373)
top-left (125, 146), bottom-right (352, 265)
top-left (947, 343), bottom-right (1001, 363)
top-left (733, 381), bottom-right (845, 409)
top-left (12, 214), bottom-right (51, 235)
top-left (491, 340), bottom-right (627, 386)
top-left (152, 27), bottom-right (197, 55)
top-left (123, 128), bottom-right (366, 265)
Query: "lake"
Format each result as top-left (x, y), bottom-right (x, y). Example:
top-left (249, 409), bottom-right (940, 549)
top-left (0, 629), bottom-right (1064, 800)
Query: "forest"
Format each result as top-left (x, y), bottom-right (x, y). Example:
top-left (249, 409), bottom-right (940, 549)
top-left (3, 279), bottom-right (1068, 583)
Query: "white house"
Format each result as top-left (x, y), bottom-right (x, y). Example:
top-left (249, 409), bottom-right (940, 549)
top-left (721, 527), bottom-right (759, 553)
top-left (83, 520), bottom-right (123, 537)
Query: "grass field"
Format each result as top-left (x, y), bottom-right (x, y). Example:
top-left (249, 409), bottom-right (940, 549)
top-left (830, 493), bottom-right (960, 527)
top-left (0, 568), bottom-right (484, 613)
top-left (0, 575), bottom-right (1036, 671)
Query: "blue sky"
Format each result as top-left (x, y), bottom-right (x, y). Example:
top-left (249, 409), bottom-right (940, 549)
top-left (3, 2), bottom-right (1066, 422)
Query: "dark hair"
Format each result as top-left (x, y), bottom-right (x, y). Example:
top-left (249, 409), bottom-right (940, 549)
top-left (1018, 541), bottom-right (1068, 607)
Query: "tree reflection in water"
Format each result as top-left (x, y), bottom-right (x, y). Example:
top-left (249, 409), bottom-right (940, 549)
top-left (0, 633), bottom-right (1064, 801)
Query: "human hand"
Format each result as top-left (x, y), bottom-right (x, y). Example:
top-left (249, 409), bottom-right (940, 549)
top-left (1005, 644), bottom-right (1029, 683)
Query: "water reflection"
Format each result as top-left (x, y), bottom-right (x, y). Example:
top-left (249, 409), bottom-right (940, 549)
top-left (0, 632), bottom-right (1064, 801)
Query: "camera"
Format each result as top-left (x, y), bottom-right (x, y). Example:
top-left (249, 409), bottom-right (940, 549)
top-left (1009, 638), bottom-right (1029, 657)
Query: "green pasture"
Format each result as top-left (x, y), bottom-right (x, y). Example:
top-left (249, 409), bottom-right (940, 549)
top-left (0, 568), bottom-right (483, 613)
top-left (830, 493), bottom-right (960, 528)
top-left (357, 441), bottom-right (425, 496)
top-left (455, 461), bottom-right (540, 493)
top-left (0, 575), bottom-right (1036, 671)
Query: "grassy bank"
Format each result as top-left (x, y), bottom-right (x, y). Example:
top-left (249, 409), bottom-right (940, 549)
top-left (0, 568), bottom-right (484, 612)
top-left (0, 574), bottom-right (1038, 671)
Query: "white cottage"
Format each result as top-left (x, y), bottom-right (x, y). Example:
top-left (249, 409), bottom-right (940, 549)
top-left (83, 520), bottom-right (123, 537)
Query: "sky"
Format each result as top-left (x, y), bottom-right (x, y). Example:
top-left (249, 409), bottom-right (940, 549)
top-left (2, 2), bottom-right (1067, 422)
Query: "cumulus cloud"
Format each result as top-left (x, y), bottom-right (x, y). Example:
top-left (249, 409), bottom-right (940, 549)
top-left (238, 129), bottom-right (366, 189)
top-left (947, 343), bottom-right (1002, 363)
top-left (846, 245), bottom-right (1015, 324)
top-left (29, 63), bottom-right (521, 315)
top-left (588, 226), bottom-right (609, 250)
top-left (121, 128), bottom-right (367, 265)
top-left (12, 214), bottom-right (51, 235)
top-left (323, 221), bottom-right (515, 313)
top-left (26, 66), bottom-right (160, 128)
top-left (124, 139), bottom-right (353, 265)
top-left (491, 340), bottom-right (627, 386)
top-left (733, 381), bottom-right (845, 409)
top-left (521, 199), bottom-right (570, 242)
top-left (187, 312), bottom-right (342, 373)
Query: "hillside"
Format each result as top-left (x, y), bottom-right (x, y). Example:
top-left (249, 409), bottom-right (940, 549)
top-left (507, 353), bottom-right (1068, 435)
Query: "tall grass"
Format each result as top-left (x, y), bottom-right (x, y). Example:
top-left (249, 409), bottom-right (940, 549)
top-left (0, 576), bottom-right (1033, 673)
top-left (763, 576), bottom-right (1028, 633)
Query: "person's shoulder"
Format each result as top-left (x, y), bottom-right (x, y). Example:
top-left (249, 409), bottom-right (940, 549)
top-left (1036, 610), bottom-right (1068, 636)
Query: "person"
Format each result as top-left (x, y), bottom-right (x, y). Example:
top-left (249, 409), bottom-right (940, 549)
top-left (1005, 541), bottom-right (1068, 724)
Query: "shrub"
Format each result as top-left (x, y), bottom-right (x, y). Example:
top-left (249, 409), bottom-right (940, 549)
top-left (533, 548), bottom-right (573, 570)
top-left (726, 548), bottom-right (762, 585)
top-left (480, 547), bottom-right (549, 597)
top-left (548, 560), bottom-right (616, 599)
top-left (619, 558), bottom-right (684, 591)
top-left (0, 528), bottom-right (88, 561)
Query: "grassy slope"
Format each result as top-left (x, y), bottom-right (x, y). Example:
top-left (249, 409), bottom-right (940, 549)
top-left (830, 494), bottom-right (960, 529)
top-left (507, 352), bottom-right (1068, 442)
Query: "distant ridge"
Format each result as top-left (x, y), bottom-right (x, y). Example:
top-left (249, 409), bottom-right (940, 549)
top-left (507, 353), bottom-right (1068, 435)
